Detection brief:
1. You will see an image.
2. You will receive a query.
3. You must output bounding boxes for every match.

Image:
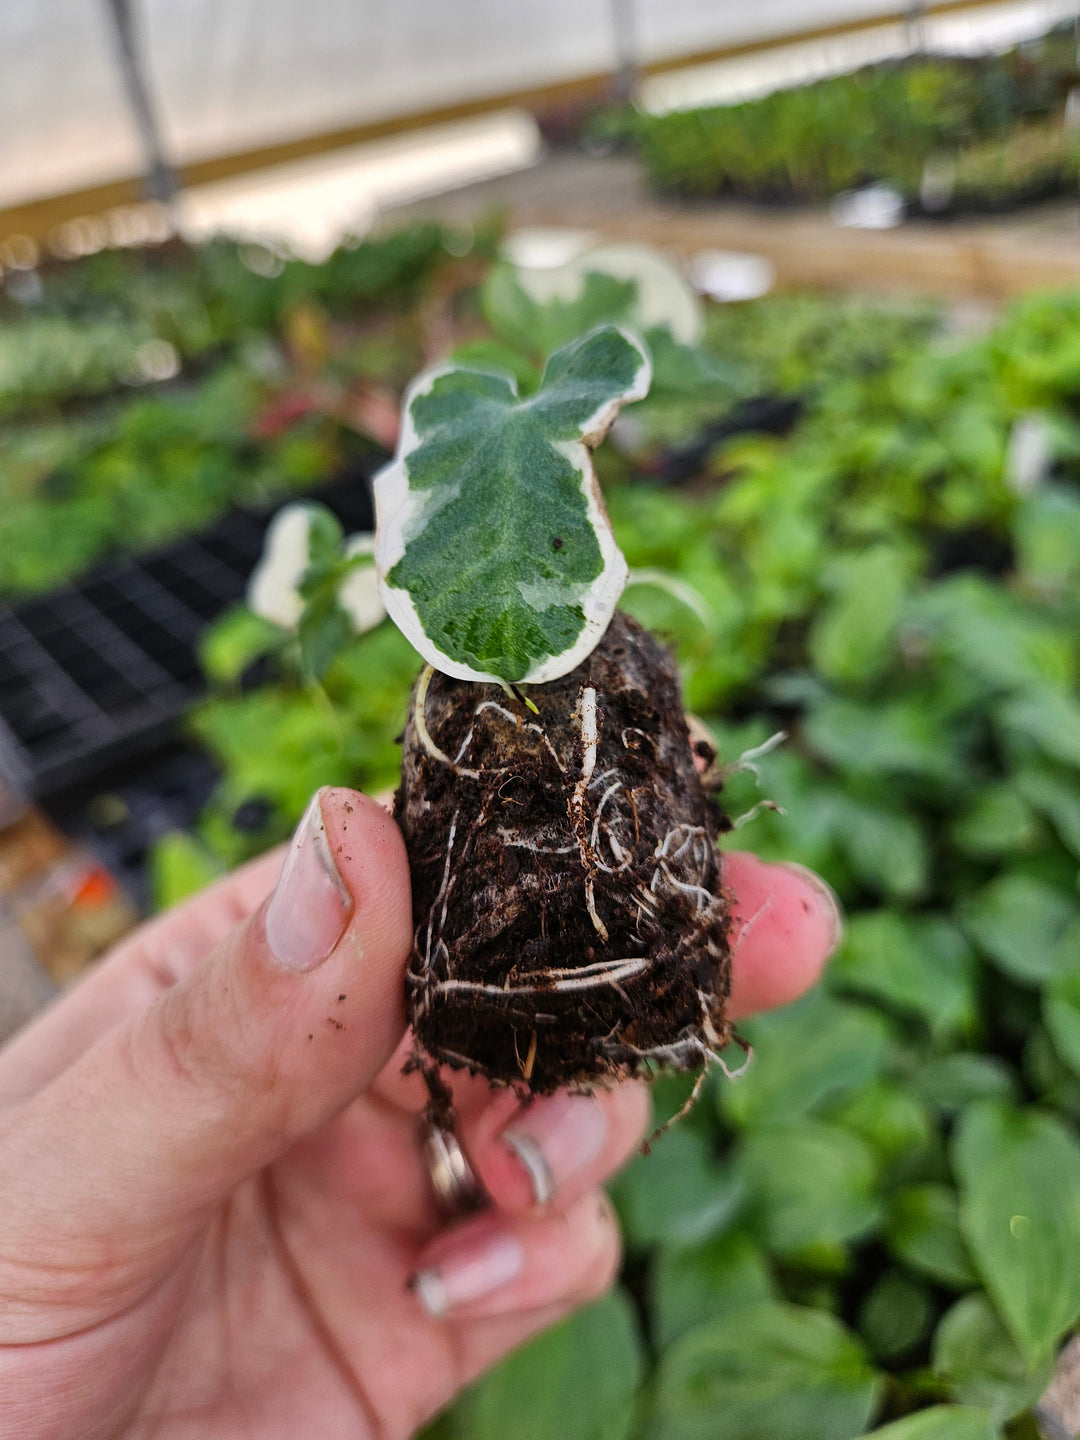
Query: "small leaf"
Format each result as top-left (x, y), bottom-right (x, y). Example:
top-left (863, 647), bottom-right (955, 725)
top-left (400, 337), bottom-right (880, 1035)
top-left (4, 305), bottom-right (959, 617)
top-left (297, 588), bottom-right (353, 684)
top-left (954, 1100), bottom-right (1080, 1364)
top-left (932, 1293), bottom-right (1052, 1423)
top-left (809, 545), bottom-right (912, 684)
top-left (863, 1405), bottom-right (1001, 1440)
top-left (652, 1230), bottom-right (775, 1350)
top-left (248, 503), bottom-right (328, 629)
top-left (1044, 973), bottom-right (1080, 1077)
top-left (482, 263), bottom-right (640, 361)
top-left (828, 1082), bottom-right (934, 1170)
top-left (446, 1289), bottom-right (643, 1440)
top-left (735, 1121), bottom-right (882, 1258)
top-left (649, 1301), bottom-right (881, 1440)
top-left (910, 1055), bottom-right (1019, 1118)
top-left (858, 1270), bottom-right (935, 1361)
top-left (720, 986), bottom-right (891, 1129)
top-left (960, 874), bottom-right (1080, 985)
top-left (885, 1185), bottom-right (978, 1290)
top-left (949, 786), bottom-right (1042, 859)
top-left (999, 687), bottom-right (1080, 771)
top-left (609, 1125), bottom-right (741, 1250)
top-left (198, 605), bottom-right (283, 686)
top-left (830, 796), bottom-right (930, 901)
top-left (375, 326), bottom-right (651, 683)
top-left (834, 912), bottom-right (977, 1039)
top-left (1015, 763), bottom-right (1080, 858)
top-left (805, 694), bottom-right (962, 786)
top-left (1016, 484), bottom-right (1080, 593)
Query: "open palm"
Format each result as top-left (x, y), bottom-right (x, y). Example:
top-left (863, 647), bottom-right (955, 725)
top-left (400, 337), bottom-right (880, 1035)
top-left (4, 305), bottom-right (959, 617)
top-left (0, 789), bottom-right (838, 1439)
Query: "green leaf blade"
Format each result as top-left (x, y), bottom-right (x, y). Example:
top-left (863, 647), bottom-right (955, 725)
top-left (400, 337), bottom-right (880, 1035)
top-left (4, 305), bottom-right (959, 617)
top-left (375, 327), bottom-right (651, 683)
top-left (864, 1405), bottom-right (1001, 1440)
top-left (650, 1301), bottom-right (881, 1440)
top-left (954, 1100), bottom-right (1080, 1365)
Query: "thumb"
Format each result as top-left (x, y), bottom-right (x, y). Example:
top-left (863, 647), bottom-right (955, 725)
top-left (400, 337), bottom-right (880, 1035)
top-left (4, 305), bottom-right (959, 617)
top-left (0, 787), bottom-right (412, 1339)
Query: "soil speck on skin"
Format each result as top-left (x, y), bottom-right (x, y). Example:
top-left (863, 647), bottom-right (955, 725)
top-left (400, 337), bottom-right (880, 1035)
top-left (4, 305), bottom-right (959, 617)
top-left (307, 1034), bottom-right (314, 1041)
top-left (327, 1018), bottom-right (346, 1031)
top-left (396, 611), bottom-right (732, 1097)
top-left (338, 994), bottom-right (347, 1002)
top-left (344, 803), bottom-right (354, 813)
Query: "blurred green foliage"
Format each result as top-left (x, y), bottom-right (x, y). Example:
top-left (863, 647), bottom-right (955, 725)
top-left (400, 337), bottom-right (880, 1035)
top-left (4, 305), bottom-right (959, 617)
top-left (603, 24), bottom-right (1080, 209)
top-left (0, 221), bottom-right (491, 596)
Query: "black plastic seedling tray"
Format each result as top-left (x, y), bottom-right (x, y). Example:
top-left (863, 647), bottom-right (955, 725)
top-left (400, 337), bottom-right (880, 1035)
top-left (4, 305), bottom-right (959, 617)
top-left (0, 471), bottom-right (375, 801)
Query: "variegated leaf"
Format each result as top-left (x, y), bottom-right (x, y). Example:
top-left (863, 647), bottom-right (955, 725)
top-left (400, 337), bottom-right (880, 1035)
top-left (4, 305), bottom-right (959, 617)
top-left (374, 325), bottom-right (651, 684)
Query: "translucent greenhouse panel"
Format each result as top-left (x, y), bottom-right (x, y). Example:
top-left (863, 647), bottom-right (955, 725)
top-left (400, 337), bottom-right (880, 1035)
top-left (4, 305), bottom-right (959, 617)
top-left (0, 0), bottom-right (142, 206)
top-left (1, 0), bottom-right (1069, 215)
top-left (142, 0), bottom-right (618, 165)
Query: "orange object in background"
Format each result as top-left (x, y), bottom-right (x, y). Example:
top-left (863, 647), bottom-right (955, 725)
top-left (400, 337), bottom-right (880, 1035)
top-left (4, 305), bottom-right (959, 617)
top-left (0, 809), bottom-right (135, 988)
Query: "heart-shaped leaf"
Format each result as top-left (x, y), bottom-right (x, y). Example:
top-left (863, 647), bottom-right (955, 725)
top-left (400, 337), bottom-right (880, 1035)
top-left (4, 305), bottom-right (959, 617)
top-left (374, 326), bottom-right (650, 683)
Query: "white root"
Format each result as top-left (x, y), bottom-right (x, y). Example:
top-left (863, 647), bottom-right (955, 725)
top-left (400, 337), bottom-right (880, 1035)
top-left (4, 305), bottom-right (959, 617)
top-left (724, 730), bottom-right (787, 784)
top-left (423, 807), bottom-right (460, 976)
top-left (497, 830), bottom-right (577, 855)
top-left (414, 666), bottom-right (483, 780)
top-left (570, 685), bottom-right (609, 941)
top-left (433, 956), bottom-right (649, 997)
top-left (731, 799), bottom-right (786, 829)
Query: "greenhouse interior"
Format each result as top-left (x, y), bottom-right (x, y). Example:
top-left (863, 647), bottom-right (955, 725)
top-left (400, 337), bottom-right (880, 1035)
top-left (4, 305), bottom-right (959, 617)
top-left (3, 2), bottom-right (1080, 1437)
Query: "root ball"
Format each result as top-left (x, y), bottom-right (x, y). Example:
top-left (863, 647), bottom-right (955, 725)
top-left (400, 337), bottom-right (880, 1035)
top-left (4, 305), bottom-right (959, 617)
top-left (395, 612), bottom-right (733, 1094)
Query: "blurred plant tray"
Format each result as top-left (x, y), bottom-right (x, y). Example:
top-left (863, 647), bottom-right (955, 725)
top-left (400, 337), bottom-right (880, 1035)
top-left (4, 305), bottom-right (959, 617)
top-left (0, 468), bottom-right (375, 801)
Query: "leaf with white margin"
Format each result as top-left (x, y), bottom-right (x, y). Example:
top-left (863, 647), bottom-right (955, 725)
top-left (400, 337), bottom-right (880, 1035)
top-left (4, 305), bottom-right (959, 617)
top-left (247, 503), bottom-right (385, 637)
top-left (374, 325), bottom-right (651, 684)
top-left (248, 504), bottom-right (319, 629)
top-left (337, 535), bottom-right (384, 633)
top-left (508, 238), bottom-right (704, 346)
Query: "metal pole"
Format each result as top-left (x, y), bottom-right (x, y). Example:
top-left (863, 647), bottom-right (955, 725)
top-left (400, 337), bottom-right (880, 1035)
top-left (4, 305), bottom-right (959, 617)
top-left (610, 0), bottom-right (638, 100)
top-left (904, 0), bottom-right (927, 54)
top-left (102, 0), bottom-right (179, 204)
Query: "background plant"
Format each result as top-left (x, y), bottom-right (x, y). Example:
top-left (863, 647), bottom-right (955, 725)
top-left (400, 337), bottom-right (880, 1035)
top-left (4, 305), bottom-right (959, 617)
top-left (601, 21), bottom-right (1080, 210)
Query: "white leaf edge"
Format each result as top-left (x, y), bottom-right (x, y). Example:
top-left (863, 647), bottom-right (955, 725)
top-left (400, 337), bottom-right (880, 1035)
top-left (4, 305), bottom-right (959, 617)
top-left (374, 327), bottom-right (652, 685)
top-left (249, 503), bottom-right (385, 638)
top-left (247, 503), bottom-right (316, 630)
top-left (338, 534), bottom-right (386, 634)
top-left (512, 240), bottom-right (704, 346)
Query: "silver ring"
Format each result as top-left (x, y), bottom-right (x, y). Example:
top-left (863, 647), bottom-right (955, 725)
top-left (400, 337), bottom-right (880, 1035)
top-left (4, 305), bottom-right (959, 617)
top-left (420, 1119), bottom-right (488, 1216)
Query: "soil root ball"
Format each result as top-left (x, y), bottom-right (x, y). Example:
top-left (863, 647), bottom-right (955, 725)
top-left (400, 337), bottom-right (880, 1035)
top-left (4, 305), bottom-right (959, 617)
top-left (395, 611), bottom-right (733, 1095)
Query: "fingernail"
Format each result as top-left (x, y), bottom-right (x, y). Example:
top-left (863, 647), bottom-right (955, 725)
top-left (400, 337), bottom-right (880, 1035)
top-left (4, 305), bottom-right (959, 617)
top-left (265, 789), bottom-right (353, 972)
top-left (502, 1092), bottom-right (608, 1207)
top-left (411, 1227), bottom-right (524, 1318)
top-left (777, 862), bottom-right (845, 955)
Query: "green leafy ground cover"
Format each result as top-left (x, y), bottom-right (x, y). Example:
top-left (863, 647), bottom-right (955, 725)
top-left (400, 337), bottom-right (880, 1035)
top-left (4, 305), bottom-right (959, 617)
top-left (0, 223), bottom-right (490, 596)
top-left (605, 23), bottom-right (1080, 209)
top-left (167, 274), bottom-right (1080, 1437)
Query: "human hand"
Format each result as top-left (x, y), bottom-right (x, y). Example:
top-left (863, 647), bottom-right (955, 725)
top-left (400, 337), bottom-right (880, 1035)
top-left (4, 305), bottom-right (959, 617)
top-left (0, 787), bottom-right (840, 1440)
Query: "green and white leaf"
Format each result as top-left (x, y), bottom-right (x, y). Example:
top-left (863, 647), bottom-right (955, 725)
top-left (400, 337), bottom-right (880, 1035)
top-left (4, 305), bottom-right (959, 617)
top-left (248, 503), bottom-right (385, 637)
top-left (504, 237), bottom-right (704, 346)
top-left (374, 326), bottom-right (651, 684)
